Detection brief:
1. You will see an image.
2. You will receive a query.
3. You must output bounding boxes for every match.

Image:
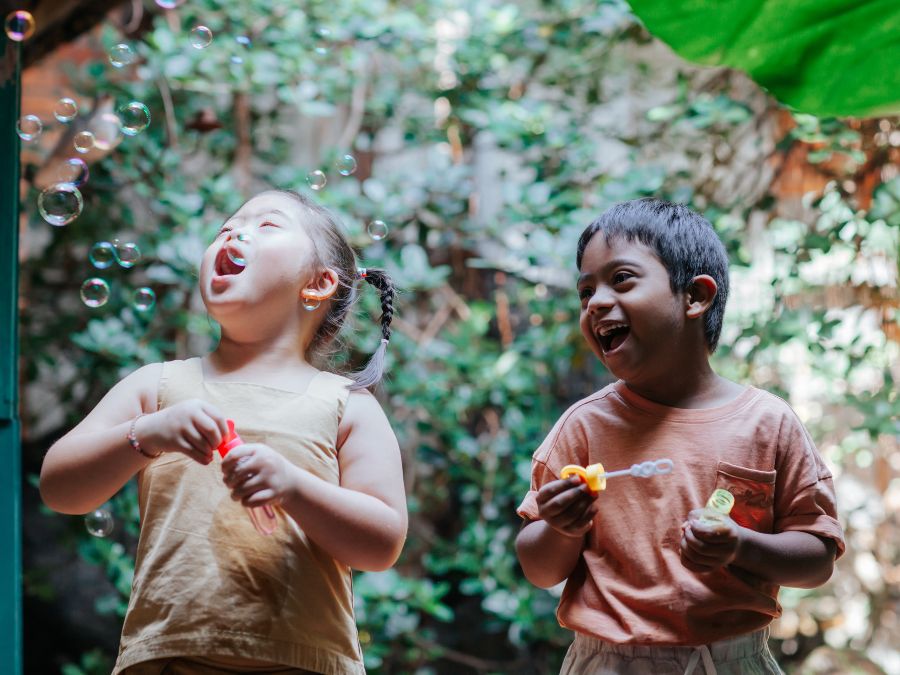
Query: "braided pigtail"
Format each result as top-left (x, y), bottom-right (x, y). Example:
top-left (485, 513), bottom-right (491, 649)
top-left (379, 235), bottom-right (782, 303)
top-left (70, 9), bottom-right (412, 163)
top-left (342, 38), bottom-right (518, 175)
top-left (349, 267), bottom-right (395, 390)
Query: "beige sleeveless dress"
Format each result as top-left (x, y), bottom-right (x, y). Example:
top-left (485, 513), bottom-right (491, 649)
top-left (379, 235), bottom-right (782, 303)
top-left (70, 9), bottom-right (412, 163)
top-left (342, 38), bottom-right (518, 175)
top-left (113, 358), bottom-right (365, 674)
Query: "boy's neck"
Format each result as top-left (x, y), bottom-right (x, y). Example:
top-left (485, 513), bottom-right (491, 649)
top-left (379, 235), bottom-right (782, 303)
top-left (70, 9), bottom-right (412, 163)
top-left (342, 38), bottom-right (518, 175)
top-left (622, 364), bottom-right (744, 410)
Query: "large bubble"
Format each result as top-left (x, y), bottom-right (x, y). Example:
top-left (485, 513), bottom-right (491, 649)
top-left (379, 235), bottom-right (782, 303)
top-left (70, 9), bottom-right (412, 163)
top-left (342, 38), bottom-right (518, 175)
top-left (4, 10), bottom-right (35, 42)
top-left (38, 184), bottom-right (83, 226)
top-left (80, 278), bottom-right (110, 308)
top-left (119, 102), bottom-right (151, 136)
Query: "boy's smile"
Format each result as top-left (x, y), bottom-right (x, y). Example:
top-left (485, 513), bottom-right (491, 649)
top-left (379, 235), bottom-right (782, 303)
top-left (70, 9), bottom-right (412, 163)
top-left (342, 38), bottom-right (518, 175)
top-left (577, 234), bottom-right (688, 386)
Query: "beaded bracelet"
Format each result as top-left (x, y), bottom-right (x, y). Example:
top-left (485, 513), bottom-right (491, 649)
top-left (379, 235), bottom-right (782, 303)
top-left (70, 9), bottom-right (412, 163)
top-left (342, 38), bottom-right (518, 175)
top-left (127, 413), bottom-right (161, 459)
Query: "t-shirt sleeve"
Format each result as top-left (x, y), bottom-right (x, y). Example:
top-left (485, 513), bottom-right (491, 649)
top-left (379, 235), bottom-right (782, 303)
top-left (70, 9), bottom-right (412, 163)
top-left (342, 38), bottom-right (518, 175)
top-left (773, 411), bottom-right (846, 558)
top-left (516, 408), bottom-right (591, 521)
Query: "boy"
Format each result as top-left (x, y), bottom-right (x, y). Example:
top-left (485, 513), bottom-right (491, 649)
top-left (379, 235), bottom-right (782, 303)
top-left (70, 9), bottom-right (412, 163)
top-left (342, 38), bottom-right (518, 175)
top-left (515, 199), bottom-right (844, 674)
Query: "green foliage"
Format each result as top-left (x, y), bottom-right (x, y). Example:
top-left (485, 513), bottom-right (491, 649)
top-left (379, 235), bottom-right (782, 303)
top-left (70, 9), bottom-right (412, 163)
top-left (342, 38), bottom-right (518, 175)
top-left (22, 0), bottom-right (898, 672)
top-left (628, 0), bottom-right (900, 118)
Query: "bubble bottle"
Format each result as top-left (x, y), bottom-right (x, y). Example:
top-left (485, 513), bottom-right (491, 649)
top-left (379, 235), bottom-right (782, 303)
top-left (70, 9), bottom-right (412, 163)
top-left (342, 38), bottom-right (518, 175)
top-left (217, 420), bottom-right (279, 535)
top-left (690, 488), bottom-right (735, 533)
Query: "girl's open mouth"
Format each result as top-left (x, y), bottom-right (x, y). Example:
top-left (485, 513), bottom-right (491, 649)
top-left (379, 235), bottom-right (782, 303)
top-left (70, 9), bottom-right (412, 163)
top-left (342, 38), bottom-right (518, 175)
top-left (215, 248), bottom-right (246, 277)
top-left (598, 323), bottom-right (630, 353)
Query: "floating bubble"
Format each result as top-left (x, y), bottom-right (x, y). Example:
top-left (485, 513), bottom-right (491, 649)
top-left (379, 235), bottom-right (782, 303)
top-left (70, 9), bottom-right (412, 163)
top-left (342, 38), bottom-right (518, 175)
top-left (54, 97), bottom-right (78, 123)
top-left (132, 287), bottom-right (156, 311)
top-left (227, 232), bottom-right (250, 266)
top-left (154, 0), bottom-right (186, 8)
top-left (89, 241), bottom-right (116, 269)
top-left (73, 131), bottom-right (95, 154)
top-left (307, 170), bottom-right (327, 191)
top-left (119, 102), bottom-right (151, 136)
top-left (16, 114), bottom-right (41, 141)
top-left (4, 10), bottom-right (35, 42)
top-left (56, 157), bottom-right (89, 186)
top-left (80, 278), bottom-right (110, 309)
top-left (38, 184), bottom-right (83, 226)
top-left (115, 241), bottom-right (141, 269)
top-left (367, 219), bottom-right (389, 241)
top-left (335, 154), bottom-right (357, 176)
top-left (89, 113), bottom-right (123, 151)
top-left (108, 43), bottom-right (136, 68)
top-left (85, 508), bottom-right (114, 537)
top-left (190, 25), bottom-right (213, 49)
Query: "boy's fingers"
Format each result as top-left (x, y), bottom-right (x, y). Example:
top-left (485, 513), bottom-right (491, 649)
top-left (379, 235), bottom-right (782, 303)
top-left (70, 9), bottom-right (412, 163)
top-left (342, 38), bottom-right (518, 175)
top-left (536, 477), bottom-right (586, 503)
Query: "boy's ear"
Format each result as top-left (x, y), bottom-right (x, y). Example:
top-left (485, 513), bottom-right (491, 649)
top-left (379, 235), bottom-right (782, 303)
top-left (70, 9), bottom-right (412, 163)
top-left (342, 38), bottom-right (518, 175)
top-left (685, 275), bottom-right (717, 319)
top-left (302, 267), bottom-right (340, 301)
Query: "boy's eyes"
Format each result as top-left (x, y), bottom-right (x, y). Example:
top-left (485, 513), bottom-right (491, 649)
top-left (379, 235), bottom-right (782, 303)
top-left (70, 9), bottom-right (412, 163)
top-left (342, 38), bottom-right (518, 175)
top-left (612, 271), bottom-right (634, 284)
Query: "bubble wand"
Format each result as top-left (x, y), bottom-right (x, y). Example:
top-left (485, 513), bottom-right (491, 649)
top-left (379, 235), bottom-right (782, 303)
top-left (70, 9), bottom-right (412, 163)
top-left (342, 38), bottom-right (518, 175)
top-left (560, 458), bottom-right (674, 493)
top-left (217, 420), bottom-right (279, 536)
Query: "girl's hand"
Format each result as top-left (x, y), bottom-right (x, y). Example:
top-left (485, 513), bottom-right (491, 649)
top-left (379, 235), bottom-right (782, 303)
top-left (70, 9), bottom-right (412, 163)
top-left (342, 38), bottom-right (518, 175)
top-left (536, 476), bottom-right (599, 538)
top-left (141, 399), bottom-right (229, 464)
top-left (680, 511), bottom-right (742, 573)
top-left (221, 444), bottom-right (296, 507)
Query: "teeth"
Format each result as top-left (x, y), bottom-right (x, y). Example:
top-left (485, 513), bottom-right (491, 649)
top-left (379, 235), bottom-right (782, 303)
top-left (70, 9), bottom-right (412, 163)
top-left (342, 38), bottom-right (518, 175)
top-left (598, 322), bottom-right (628, 336)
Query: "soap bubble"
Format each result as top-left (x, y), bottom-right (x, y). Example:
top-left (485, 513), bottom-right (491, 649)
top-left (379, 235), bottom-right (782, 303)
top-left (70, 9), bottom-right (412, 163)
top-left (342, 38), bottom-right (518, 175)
top-left (38, 184), bottom-right (83, 226)
top-left (115, 241), bottom-right (141, 269)
top-left (227, 232), bottom-right (251, 266)
top-left (4, 10), bottom-right (35, 42)
top-left (132, 287), bottom-right (156, 311)
top-left (108, 43), bottom-right (136, 68)
top-left (89, 242), bottom-right (116, 269)
top-left (54, 97), bottom-right (78, 123)
top-left (307, 170), bottom-right (327, 191)
top-left (56, 157), bottom-right (89, 186)
top-left (16, 114), bottom-right (42, 141)
top-left (190, 25), bottom-right (213, 49)
top-left (335, 154), bottom-right (357, 176)
top-left (89, 113), bottom-right (123, 151)
top-left (367, 220), bottom-right (389, 241)
top-left (80, 278), bottom-right (110, 308)
top-left (154, 0), bottom-right (186, 8)
top-left (119, 102), bottom-right (151, 136)
top-left (85, 508), bottom-right (114, 537)
top-left (73, 131), bottom-right (95, 154)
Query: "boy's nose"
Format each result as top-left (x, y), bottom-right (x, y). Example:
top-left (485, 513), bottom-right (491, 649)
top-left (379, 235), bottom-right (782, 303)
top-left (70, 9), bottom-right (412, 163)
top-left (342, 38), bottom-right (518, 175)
top-left (586, 288), bottom-right (614, 313)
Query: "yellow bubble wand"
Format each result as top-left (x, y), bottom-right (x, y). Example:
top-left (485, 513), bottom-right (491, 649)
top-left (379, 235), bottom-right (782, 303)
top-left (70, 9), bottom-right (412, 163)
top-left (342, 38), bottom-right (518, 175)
top-left (560, 458), bottom-right (674, 493)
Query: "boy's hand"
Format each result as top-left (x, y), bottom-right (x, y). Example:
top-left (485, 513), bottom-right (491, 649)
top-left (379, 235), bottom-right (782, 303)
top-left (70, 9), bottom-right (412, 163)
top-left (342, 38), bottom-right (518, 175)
top-left (680, 510), bottom-right (742, 573)
top-left (221, 444), bottom-right (296, 507)
top-left (142, 399), bottom-right (228, 464)
top-left (536, 476), bottom-right (599, 538)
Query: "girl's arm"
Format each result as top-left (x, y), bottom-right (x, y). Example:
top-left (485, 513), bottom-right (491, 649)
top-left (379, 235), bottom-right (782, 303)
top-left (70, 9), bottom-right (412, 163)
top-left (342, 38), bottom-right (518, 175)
top-left (225, 388), bottom-right (407, 571)
top-left (40, 364), bottom-right (162, 514)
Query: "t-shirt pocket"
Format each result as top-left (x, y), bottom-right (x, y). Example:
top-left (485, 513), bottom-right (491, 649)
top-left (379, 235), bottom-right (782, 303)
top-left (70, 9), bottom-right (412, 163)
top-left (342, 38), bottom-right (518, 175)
top-left (715, 461), bottom-right (776, 533)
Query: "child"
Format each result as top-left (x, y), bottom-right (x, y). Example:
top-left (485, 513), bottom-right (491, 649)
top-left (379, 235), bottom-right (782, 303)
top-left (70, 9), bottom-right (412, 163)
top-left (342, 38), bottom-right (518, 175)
top-left (515, 199), bottom-right (844, 674)
top-left (40, 189), bottom-right (408, 675)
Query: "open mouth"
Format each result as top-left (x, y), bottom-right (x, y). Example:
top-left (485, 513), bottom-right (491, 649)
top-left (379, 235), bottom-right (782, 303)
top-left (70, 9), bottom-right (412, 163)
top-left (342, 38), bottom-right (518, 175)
top-left (215, 248), bottom-right (246, 277)
top-left (597, 322), bottom-right (630, 353)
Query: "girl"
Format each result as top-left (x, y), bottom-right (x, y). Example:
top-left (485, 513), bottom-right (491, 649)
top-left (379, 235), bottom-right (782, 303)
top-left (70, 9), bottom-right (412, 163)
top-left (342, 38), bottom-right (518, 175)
top-left (40, 189), bottom-right (408, 675)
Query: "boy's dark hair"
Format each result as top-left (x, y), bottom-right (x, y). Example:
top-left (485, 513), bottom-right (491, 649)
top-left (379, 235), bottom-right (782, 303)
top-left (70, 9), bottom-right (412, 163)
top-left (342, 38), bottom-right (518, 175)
top-left (575, 198), bottom-right (730, 352)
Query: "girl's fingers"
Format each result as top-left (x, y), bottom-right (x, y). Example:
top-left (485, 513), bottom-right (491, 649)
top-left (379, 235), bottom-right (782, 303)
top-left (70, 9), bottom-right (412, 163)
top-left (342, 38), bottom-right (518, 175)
top-left (194, 413), bottom-right (223, 451)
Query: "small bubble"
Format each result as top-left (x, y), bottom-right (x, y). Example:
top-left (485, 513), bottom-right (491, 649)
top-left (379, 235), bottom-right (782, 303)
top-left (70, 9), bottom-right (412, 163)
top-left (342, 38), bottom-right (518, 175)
top-left (108, 43), bottom-right (137, 68)
top-left (73, 131), bottom-right (95, 154)
top-left (16, 114), bottom-right (42, 141)
top-left (56, 157), bottom-right (89, 187)
top-left (80, 278), bottom-right (110, 308)
top-left (115, 241), bottom-right (141, 269)
top-left (335, 154), bottom-right (357, 176)
top-left (227, 232), bottom-right (250, 266)
top-left (119, 102), bottom-right (151, 136)
top-left (84, 508), bottom-right (114, 537)
top-left (89, 113), bottom-right (123, 151)
top-left (4, 10), bottom-right (35, 42)
top-left (367, 219), bottom-right (388, 241)
top-left (53, 97), bottom-right (78, 123)
top-left (38, 184), bottom-right (83, 226)
top-left (132, 287), bottom-right (156, 311)
top-left (89, 242), bottom-right (116, 269)
top-left (307, 170), bottom-right (327, 191)
top-left (190, 25), bottom-right (213, 49)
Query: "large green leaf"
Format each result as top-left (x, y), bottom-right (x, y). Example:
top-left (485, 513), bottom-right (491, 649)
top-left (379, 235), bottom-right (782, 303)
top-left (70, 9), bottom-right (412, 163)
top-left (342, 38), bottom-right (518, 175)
top-left (628, 0), bottom-right (900, 118)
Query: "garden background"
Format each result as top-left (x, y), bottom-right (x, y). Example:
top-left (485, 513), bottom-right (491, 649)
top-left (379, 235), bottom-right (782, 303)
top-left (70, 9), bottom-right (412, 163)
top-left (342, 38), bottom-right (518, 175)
top-left (10, 0), bottom-right (899, 673)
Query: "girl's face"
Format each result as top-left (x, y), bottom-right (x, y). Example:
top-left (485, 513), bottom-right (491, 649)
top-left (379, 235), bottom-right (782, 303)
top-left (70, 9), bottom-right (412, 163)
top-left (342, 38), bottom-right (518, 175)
top-left (199, 192), bottom-right (332, 321)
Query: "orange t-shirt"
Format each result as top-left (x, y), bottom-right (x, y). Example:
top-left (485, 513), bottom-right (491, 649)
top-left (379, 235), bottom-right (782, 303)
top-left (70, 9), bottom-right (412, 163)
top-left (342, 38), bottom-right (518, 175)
top-left (517, 380), bottom-right (845, 646)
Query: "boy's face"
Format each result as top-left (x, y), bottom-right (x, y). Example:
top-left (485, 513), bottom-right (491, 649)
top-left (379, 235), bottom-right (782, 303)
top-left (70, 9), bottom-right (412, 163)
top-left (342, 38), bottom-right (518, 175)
top-left (577, 233), bottom-right (690, 385)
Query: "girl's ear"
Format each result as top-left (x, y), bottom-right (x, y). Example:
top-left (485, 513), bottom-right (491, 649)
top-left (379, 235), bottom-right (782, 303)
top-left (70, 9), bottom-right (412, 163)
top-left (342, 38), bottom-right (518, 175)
top-left (685, 275), bottom-right (717, 319)
top-left (302, 267), bottom-right (340, 302)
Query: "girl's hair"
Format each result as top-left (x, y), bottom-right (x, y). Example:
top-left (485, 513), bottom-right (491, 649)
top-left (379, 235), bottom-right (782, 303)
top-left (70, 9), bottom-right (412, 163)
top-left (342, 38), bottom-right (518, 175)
top-left (272, 189), bottom-right (395, 390)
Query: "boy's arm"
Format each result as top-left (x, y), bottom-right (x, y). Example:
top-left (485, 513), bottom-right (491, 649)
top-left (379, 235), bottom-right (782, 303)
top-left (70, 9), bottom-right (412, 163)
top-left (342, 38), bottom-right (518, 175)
top-left (515, 477), bottom-right (597, 588)
top-left (39, 363), bottom-right (163, 514)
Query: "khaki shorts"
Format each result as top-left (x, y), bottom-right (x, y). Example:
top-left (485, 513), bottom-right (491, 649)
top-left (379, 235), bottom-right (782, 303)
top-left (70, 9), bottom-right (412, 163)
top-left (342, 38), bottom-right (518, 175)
top-left (121, 657), bottom-right (319, 674)
top-left (559, 628), bottom-right (784, 675)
